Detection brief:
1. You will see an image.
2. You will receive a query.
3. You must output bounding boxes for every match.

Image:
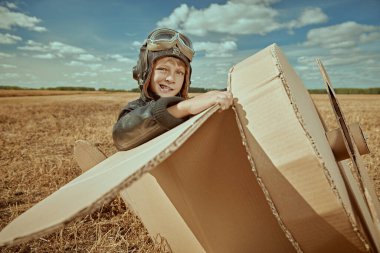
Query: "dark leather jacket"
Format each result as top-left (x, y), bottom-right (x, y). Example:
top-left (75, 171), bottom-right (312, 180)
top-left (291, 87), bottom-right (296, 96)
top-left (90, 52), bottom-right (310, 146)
top-left (112, 96), bottom-right (187, 151)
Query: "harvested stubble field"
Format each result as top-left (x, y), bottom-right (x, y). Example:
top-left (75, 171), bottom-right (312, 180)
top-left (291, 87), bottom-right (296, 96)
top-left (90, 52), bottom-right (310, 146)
top-left (0, 90), bottom-right (379, 252)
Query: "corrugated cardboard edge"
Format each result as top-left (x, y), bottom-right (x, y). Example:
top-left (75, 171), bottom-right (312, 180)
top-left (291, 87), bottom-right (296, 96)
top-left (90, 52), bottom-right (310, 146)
top-left (232, 105), bottom-right (304, 253)
top-left (318, 59), bottom-right (380, 251)
top-left (228, 67), bottom-right (303, 253)
top-left (0, 106), bottom-right (219, 247)
top-left (269, 45), bottom-right (369, 249)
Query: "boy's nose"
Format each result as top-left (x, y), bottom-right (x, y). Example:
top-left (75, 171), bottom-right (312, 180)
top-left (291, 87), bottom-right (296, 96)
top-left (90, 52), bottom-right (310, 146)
top-left (165, 72), bottom-right (175, 83)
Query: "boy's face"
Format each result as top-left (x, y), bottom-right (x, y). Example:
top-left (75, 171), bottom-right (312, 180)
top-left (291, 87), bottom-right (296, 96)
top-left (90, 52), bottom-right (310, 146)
top-left (149, 57), bottom-right (186, 97)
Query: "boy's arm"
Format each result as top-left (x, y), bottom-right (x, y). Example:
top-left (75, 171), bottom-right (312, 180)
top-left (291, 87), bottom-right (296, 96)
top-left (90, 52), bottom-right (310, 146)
top-left (112, 97), bottom-right (187, 151)
top-left (168, 90), bottom-right (233, 118)
top-left (113, 91), bottom-right (233, 151)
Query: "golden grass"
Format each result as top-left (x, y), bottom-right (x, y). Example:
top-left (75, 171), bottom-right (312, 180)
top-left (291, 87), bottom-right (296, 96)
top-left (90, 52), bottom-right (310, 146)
top-left (0, 89), bottom-right (110, 97)
top-left (0, 91), bottom-right (379, 252)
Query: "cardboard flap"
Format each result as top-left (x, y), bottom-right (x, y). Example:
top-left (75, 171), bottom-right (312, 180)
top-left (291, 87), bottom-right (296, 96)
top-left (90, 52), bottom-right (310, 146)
top-left (317, 59), bottom-right (380, 251)
top-left (230, 44), bottom-right (369, 252)
top-left (326, 123), bottom-right (370, 161)
top-left (146, 109), bottom-right (296, 252)
top-left (73, 140), bottom-right (107, 172)
top-left (0, 107), bottom-right (218, 247)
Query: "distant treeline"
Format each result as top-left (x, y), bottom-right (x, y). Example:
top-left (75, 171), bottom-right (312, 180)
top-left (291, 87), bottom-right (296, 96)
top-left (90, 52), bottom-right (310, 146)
top-left (1, 85), bottom-right (379, 94)
top-left (0, 85), bottom-right (26, 90)
top-left (308, 87), bottom-right (380, 94)
top-left (0, 85), bottom-right (96, 91)
top-left (44, 86), bottom-right (96, 91)
top-left (0, 86), bottom-right (124, 92)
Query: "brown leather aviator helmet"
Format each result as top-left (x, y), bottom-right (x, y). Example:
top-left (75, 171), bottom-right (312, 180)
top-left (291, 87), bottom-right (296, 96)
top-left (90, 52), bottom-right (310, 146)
top-left (132, 28), bottom-right (194, 99)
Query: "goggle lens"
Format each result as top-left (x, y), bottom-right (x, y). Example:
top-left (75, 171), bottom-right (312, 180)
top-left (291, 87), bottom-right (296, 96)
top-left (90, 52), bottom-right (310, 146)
top-left (146, 28), bottom-right (194, 61)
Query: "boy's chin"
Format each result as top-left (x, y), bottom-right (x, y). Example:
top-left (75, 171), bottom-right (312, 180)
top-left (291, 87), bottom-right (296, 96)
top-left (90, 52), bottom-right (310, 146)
top-left (156, 92), bottom-right (177, 98)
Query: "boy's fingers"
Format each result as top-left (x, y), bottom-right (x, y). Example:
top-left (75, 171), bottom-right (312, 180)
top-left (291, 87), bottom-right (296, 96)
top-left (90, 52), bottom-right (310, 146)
top-left (215, 91), bottom-right (233, 110)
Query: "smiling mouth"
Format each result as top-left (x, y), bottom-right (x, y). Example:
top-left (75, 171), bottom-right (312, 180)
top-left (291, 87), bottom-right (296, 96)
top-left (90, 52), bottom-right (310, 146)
top-left (159, 84), bottom-right (174, 92)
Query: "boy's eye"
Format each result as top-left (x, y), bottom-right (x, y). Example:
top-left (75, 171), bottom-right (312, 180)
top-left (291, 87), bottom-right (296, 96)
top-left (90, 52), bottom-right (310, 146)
top-left (176, 70), bottom-right (185, 76)
top-left (156, 67), bottom-right (167, 71)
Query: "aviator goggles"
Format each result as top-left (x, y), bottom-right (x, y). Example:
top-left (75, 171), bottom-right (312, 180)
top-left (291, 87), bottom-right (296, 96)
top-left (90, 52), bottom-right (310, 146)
top-left (146, 28), bottom-right (194, 61)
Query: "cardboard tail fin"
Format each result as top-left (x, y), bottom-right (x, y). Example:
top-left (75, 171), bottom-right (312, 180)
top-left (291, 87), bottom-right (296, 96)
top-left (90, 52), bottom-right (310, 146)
top-left (317, 59), bottom-right (380, 252)
top-left (326, 123), bottom-right (370, 161)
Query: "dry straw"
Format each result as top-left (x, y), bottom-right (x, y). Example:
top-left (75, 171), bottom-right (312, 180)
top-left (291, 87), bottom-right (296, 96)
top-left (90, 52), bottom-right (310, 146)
top-left (0, 90), bottom-right (379, 252)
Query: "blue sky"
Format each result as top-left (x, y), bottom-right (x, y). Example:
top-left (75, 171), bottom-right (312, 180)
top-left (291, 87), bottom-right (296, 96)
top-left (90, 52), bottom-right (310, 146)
top-left (0, 0), bottom-right (379, 90)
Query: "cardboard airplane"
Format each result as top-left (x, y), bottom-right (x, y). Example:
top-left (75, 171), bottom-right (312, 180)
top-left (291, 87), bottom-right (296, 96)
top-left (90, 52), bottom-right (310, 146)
top-left (1, 44), bottom-right (379, 253)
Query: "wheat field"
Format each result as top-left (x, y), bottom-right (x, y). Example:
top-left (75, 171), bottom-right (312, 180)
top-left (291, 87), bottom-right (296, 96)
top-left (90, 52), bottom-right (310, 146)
top-left (0, 90), bottom-right (379, 252)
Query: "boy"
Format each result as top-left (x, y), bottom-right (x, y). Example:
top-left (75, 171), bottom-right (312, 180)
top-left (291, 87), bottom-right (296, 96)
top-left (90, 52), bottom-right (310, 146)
top-left (113, 28), bottom-right (233, 151)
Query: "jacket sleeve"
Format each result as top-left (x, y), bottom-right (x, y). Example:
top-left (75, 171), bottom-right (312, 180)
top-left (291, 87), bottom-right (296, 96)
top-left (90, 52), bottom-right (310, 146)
top-left (112, 96), bottom-right (187, 151)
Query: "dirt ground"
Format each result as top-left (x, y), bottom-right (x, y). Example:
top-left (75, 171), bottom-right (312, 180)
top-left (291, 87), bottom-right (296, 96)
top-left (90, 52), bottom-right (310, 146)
top-left (0, 91), bottom-right (379, 252)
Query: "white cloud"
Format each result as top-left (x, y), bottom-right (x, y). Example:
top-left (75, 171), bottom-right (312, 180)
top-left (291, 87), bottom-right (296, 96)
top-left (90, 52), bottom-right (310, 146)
top-left (0, 33), bottom-right (22, 44)
top-left (0, 6), bottom-right (47, 32)
top-left (18, 40), bottom-right (47, 52)
top-left (66, 72), bottom-right (98, 78)
top-left (0, 52), bottom-right (13, 58)
top-left (193, 41), bottom-right (237, 57)
top-left (0, 73), bottom-right (20, 79)
top-left (101, 68), bottom-right (123, 73)
top-left (5, 2), bottom-right (18, 9)
top-left (33, 53), bottom-right (55, 59)
top-left (283, 26), bottom-right (380, 87)
top-left (132, 41), bottom-right (141, 47)
top-left (49, 41), bottom-right (85, 54)
top-left (18, 40), bottom-right (88, 58)
top-left (157, 2), bottom-right (328, 36)
top-left (108, 54), bottom-right (134, 63)
top-left (360, 31), bottom-right (380, 43)
top-left (25, 73), bottom-right (37, 80)
top-left (0, 64), bottom-right (16, 68)
top-left (304, 21), bottom-right (380, 51)
top-left (287, 8), bottom-right (328, 30)
top-left (157, 3), bottom-right (278, 36)
top-left (66, 60), bottom-right (102, 70)
top-left (77, 53), bottom-right (100, 61)
top-left (66, 61), bottom-right (87, 67)
top-left (322, 54), bottom-right (371, 66)
top-left (283, 35), bottom-right (380, 89)
top-left (230, 0), bottom-right (280, 5)
top-left (157, 4), bottom-right (191, 32)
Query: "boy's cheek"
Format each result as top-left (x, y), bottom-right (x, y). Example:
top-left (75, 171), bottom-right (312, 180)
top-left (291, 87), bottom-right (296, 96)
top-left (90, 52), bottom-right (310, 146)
top-left (154, 71), bottom-right (165, 78)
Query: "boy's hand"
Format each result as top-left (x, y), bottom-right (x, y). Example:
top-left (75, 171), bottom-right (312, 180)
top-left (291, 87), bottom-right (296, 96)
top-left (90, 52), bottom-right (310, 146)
top-left (168, 90), bottom-right (233, 118)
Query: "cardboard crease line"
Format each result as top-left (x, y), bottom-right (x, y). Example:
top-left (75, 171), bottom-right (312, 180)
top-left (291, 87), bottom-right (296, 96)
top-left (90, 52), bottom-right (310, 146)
top-left (269, 46), bottom-right (370, 250)
top-left (232, 106), bottom-right (303, 253)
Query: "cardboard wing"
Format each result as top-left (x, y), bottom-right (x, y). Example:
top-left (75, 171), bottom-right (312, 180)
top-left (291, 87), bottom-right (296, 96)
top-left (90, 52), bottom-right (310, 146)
top-left (229, 44), bottom-right (380, 252)
top-left (0, 106), bottom-right (218, 247)
top-left (1, 43), bottom-right (379, 253)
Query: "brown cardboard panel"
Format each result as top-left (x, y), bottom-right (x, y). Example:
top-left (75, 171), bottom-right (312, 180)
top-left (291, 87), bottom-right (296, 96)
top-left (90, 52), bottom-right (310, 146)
top-left (235, 111), bottom-right (366, 253)
top-left (318, 59), bottom-right (380, 251)
top-left (74, 140), bottom-right (107, 172)
top-left (0, 107), bottom-right (217, 247)
top-left (73, 140), bottom-right (205, 252)
top-left (273, 46), bottom-right (362, 245)
top-left (230, 44), bottom-right (368, 252)
top-left (326, 123), bottom-right (370, 161)
top-left (150, 108), bottom-right (295, 252)
top-left (120, 108), bottom-right (296, 252)
top-left (120, 175), bottom-right (206, 253)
